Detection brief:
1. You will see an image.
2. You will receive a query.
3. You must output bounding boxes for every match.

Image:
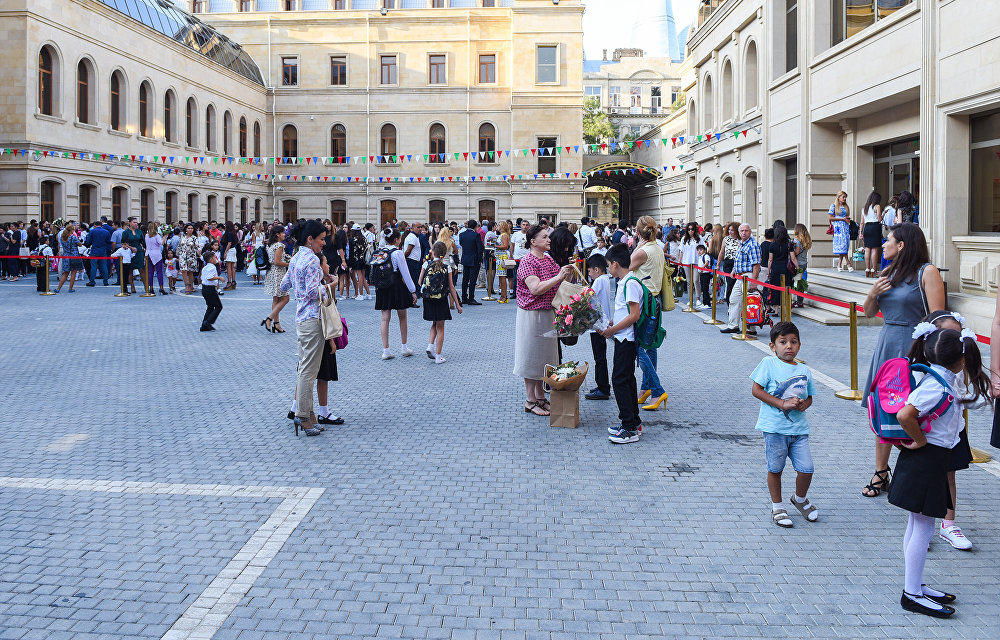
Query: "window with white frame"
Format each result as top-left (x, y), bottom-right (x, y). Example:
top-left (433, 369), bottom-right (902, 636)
top-left (536, 45), bottom-right (557, 83)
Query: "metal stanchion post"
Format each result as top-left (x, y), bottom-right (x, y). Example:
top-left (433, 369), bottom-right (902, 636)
top-left (732, 275), bottom-right (752, 341)
top-left (835, 302), bottom-right (864, 400)
top-left (140, 259), bottom-right (156, 297)
top-left (681, 264), bottom-right (696, 312)
top-left (703, 268), bottom-right (723, 325)
top-left (780, 274), bottom-right (789, 323)
top-left (114, 257), bottom-right (130, 297)
top-left (39, 258), bottom-right (56, 295)
top-left (483, 254), bottom-right (497, 301)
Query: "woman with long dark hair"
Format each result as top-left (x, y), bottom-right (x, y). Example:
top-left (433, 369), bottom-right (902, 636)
top-left (548, 226), bottom-right (578, 269)
top-left (220, 221), bottom-right (238, 290)
top-left (680, 223), bottom-right (703, 309)
top-left (263, 226), bottom-right (290, 333)
top-left (766, 224), bottom-right (796, 308)
top-left (859, 223), bottom-right (945, 497)
top-left (897, 190), bottom-right (917, 224)
top-left (721, 222), bottom-right (740, 298)
top-left (861, 191), bottom-right (884, 277)
top-left (375, 229), bottom-right (418, 360)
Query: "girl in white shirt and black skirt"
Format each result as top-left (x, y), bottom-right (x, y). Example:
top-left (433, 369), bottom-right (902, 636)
top-left (374, 230), bottom-right (417, 359)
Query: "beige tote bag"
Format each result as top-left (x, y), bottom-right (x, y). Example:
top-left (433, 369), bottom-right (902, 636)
top-left (318, 283), bottom-right (344, 340)
top-left (551, 265), bottom-right (587, 310)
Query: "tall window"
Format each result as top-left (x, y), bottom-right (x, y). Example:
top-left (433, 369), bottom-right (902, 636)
top-left (140, 189), bottom-right (153, 221)
top-left (239, 0), bottom-right (254, 10)
top-left (536, 45), bottom-right (557, 83)
top-left (284, 0), bottom-right (296, 10)
top-left (282, 56), bottom-right (298, 86)
top-left (225, 196), bottom-right (233, 222)
top-left (112, 186), bottom-right (126, 221)
top-left (478, 199), bottom-right (495, 222)
top-left (478, 123), bottom-right (496, 156)
top-left (110, 71), bottom-right (123, 131)
top-left (164, 91), bottom-right (175, 142)
top-left (688, 99), bottom-right (697, 137)
top-left (282, 124), bottom-right (298, 158)
top-left (785, 0), bottom-right (798, 73)
top-left (186, 97), bottom-right (196, 146)
top-left (192, 0), bottom-right (205, 12)
top-left (188, 193), bottom-right (198, 219)
top-left (721, 60), bottom-right (733, 123)
top-left (77, 60), bottom-right (90, 123)
top-left (78, 184), bottom-right (93, 223)
top-left (744, 41), bottom-right (759, 111)
top-left (206, 105), bottom-right (216, 151)
top-left (537, 136), bottom-right (556, 173)
top-left (40, 181), bottom-right (57, 222)
top-left (166, 191), bottom-right (177, 224)
top-left (833, 0), bottom-right (913, 45)
top-left (330, 200), bottom-right (347, 226)
top-left (429, 199), bottom-right (445, 225)
top-left (702, 75), bottom-right (714, 130)
top-left (971, 110), bottom-right (1000, 232)
top-left (380, 123), bottom-right (396, 157)
top-left (334, 0), bottom-right (347, 8)
top-left (784, 157), bottom-right (798, 226)
top-left (429, 124), bottom-right (446, 162)
top-left (38, 47), bottom-right (54, 116)
top-left (609, 86), bottom-right (621, 107)
top-left (585, 86), bottom-right (601, 107)
top-left (255, 199), bottom-right (261, 222)
top-left (240, 198), bottom-right (248, 224)
top-left (208, 195), bottom-right (217, 222)
top-left (482, 0), bottom-right (496, 6)
top-left (138, 82), bottom-right (151, 137)
top-left (380, 55), bottom-right (397, 85)
top-left (431, 0), bottom-right (445, 7)
top-left (282, 199), bottom-right (297, 224)
top-left (651, 87), bottom-right (661, 113)
top-left (381, 0), bottom-right (394, 8)
top-left (330, 55), bottom-right (347, 85)
top-left (223, 111), bottom-right (232, 155)
top-left (479, 54), bottom-right (496, 83)
top-left (331, 124), bottom-right (346, 162)
top-left (239, 116), bottom-right (247, 157)
top-left (253, 121), bottom-right (261, 157)
top-left (428, 54), bottom-right (446, 85)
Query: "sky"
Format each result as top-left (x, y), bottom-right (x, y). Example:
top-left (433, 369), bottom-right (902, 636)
top-left (582, 0), bottom-right (699, 59)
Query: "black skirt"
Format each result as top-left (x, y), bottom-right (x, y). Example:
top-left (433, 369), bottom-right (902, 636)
top-left (317, 340), bottom-right (338, 382)
top-left (863, 222), bottom-right (883, 248)
top-left (374, 272), bottom-right (412, 311)
top-left (888, 443), bottom-right (953, 518)
top-left (423, 296), bottom-right (452, 322)
top-left (947, 427), bottom-right (973, 472)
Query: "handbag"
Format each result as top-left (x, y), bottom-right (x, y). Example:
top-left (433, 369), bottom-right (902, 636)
top-left (551, 265), bottom-right (586, 310)
top-left (825, 224), bottom-right (834, 235)
top-left (318, 283), bottom-right (344, 340)
top-left (849, 220), bottom-right (860, 240)
top-left (333, 317), bottom-right (348, 350)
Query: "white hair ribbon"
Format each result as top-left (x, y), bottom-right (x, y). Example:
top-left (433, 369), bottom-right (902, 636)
top-left (961, 328), bottom-right (978, 352)
top-left (911, 322), bottom-right (937, 340)
top-left (943, 312), bottom-right (968, 328)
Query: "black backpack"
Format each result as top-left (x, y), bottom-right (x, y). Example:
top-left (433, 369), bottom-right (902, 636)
top-left (254, 245), bottom-right (270, 270)
top-left (421, 260), bottom-right (448, 299)
top-left (369, 247), bottom-right (397, 289)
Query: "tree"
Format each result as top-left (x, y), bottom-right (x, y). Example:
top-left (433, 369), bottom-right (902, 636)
top-left (583, 101), bottom-right (616, 145)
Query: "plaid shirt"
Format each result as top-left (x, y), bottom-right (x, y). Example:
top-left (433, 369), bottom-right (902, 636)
top-left (733, 237), bottom-right (761, 275)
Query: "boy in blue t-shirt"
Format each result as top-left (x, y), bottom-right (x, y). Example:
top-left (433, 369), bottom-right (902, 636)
top-left (750, 321), bottom-right (819, 528)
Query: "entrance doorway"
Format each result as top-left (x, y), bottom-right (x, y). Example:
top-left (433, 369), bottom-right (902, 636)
top-left (282, 199), bottom-right (297, 224)
top-left (873, 137), bottom-right (919, 203)
top-left (380, 200), bottom-right (396, 227)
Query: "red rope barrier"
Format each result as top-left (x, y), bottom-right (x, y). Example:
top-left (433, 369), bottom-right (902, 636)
top-left (0, 255), bottom-right (117, 260)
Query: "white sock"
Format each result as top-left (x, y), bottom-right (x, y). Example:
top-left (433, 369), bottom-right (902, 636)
top-left (383, 348), bottom-right (392, 356)
top-left (921, 584), bottom-right (948, 599)
top-left (792, 494), bottom-right (806, 503)
top-left (290, 399), bottom-right (297, 412)
top-left (427, 343), bottom-right (434, 352)
top-left (318, 405), bottom-right (329, 418)
top-left (772, 502), bottom-right (784, 512)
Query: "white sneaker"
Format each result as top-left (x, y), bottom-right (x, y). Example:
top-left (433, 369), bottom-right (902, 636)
top-left (939, 523), bottom-right (973, 550)
top-left (355, 295), bottom-right (364, 301)
top-left (434, 355), bottom-right (446, 364)
top-left (401, 347), bottom-right (414, 357)
top-left (381, 351), bottom-right (395, 360)
top-left (846, 265), bottom-right (855, 272)
top-left (366, 293), bottom-right (373, 300)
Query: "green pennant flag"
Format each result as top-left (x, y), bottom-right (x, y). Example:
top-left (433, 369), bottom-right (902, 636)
top-left (361, 157), bottom-right (367, 164)
top-left (556, 147), bottom-right (562, 154)
top-left (697, 135), bottom-right (703, 142)
top-left (391, 155), bottom-right (397, 163)
top-left (454, 153), bottom-right (460, 160)
top-left (733, 131), bottom-right (740, 139)
top-left (661, 139), bottom-right (668, 146)
top-left (213, 157), bottom-right (219, 164)
top-left (184, 157), bottom-right (189, 163)
top-left (423, 154), bottom-right (429, 162)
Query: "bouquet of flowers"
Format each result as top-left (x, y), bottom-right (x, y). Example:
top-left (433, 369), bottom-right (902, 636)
top-left (549, 361), bottom-right (585, 381)
top-left (544, 288), bottom-right (605, 339)
top-left (158, 223), bottom-right (173, 237)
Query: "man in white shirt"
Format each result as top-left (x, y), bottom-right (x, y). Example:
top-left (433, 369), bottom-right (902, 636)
top-left (578, 216), bottom-right (597, 250)
top-left (599, 243), bottom-right (644, 444)
top-left (511, 219), bottom-right (529, 261)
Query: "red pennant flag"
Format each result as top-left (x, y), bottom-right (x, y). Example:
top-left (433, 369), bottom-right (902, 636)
top-left (463, 153), bottom-right (469, 160)
top-left (530, 148), bottom-right (537, 156)
top-left (671, 138), bottom-right (677, 145)
top-left (448, 176), bottom-right (453, 181)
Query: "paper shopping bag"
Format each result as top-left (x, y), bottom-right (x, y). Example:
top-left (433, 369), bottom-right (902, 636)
top-left (549, 389), bottom-right (581, 429)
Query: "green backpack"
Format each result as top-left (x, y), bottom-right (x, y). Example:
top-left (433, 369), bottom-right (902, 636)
top-left (625, 276), bottom-right (665, 350)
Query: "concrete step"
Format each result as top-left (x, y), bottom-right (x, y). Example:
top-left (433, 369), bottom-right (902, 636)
top-left (791, 305), bottom-right (851, 326)
top-left (797, 268), bottom-right (883, 326)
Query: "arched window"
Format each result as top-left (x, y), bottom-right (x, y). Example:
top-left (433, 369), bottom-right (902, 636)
top-left (186, 97), bottom-right (196, 147)
top-left (40, 180), bottom-right (59, 222)
top-left (225, 196), bottom-right (233, 222)
top-left (478, 199), bottom-right (496, 222)
top-left (721, 176), bottom-right (734, 222)
top-left (702, 75), bottom-right (714, 131)
top-left (478, 122), bottom-right (495, 157)
top-left (282, 124), bottom-right (298, 158)
top-left (330, 124), bottom-right (346, 162)
top-left (744, 41), bottom-right (759, 112)
top-left (703, 180), bottom-right (714, 223)
top-left (78, 184), bottom-right (96, 223)
top-left (205, 105), bottom-right (216, 151)
top-left (428, 199), bottom-right (445, 225)
top-left (140, 188), bottom-right (154, 221)
top-left (721, 60), bottom-right (734, 123)
top-left (38, 46), bottom-right (57, 116)
top-left (112, 186), bottom-right (127, 221)
top-left (379, 123), bottom-right (396, 157)
top-left (76, 59), bottom-right (94, 124)
top-left (688, 99), bottom-right (697, 137)
top-left (187, 192), bottom-right (198, 220)
top-left (254, 198), bottom-right (261, 222)
top-left (253, 121), bottom-right (261, 157)
top-left (138, 81), bottom-right (153, 137)
top-left (428, 123), bottom-right (445, 162)
top-left (330, 199), bottom-right (346, 225)
top-left (165, 191), bottom-right (178, 224)
top-left (110, 71), bottom-right (124, 131)
top-left (239, 116), bottom-right (247, 157)
top-left (240, 197), bottom-right (248, 224)
top-left (207, 194), bottom-right (218, 222)
top-left (223, 111), bottom-right (233, 155)
top-left (282, 199), bottom-right (297, 224)
top-left (164, 90), bottom-right (176, 142)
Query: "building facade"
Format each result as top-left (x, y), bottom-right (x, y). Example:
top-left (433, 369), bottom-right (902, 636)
top-left (625, 0), bottom-right (1000, 330)
top-left (0, 0), bottom-right (585, 227)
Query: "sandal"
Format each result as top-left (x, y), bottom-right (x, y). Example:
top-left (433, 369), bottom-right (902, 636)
top-left (862, 468), bottom-right (891, 497)
top-left (791, 497), bottom-right (819, 522)
top-left (273, 322), bottom-right (286, 334)
top-left (535, 398), bottom-right (550, 410)
top-left (772, 509), bottom-right (793, 528)
top-left (524, 401), bottom-right (549, 416)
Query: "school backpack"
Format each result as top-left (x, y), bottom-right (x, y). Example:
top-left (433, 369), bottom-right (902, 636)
top-left (867, 358), bottom-right (954, 444)
top-left (368, 247), bottom-right (397, 289)
top-left (254, 245), bottom-right (270, 270)
top-left (421, 260), bottom-right (448, 300)
top-left (745, 291), bottom-right (771, 327)
top-left (625, 276), bottom-right (666, 350)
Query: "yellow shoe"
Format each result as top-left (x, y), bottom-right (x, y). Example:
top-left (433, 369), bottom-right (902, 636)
top-left (643, 392), bottom-right (668, 411)
top-left (637, 389), bottom-right (652, 404)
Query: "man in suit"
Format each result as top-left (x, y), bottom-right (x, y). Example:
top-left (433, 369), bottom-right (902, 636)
top-left (458, 219), bottom-right (484, 305)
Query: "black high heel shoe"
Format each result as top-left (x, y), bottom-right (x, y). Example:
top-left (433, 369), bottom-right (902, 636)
top-left (262, 318), bottom-right (273, 332)
top-left (273, 322), bottom-right (285, 333)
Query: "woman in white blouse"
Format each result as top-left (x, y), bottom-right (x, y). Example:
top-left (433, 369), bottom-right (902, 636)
top-left (679, 223), bottom-right (704, 309)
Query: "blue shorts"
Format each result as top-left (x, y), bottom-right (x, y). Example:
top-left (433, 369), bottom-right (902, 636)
top-left (763, 432), bottom-right (814, 474)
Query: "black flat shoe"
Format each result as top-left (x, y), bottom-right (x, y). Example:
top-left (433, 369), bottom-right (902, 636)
top-left (720, 327), bottom-right (739, 334)
top-left (900, 592), bottom-right (954, 618)
top-left (584, 391), bottom-right (611, 400)
top-left (317, 415), bottom-right (344, 425)
top-left (922, 585), bottom-right (957, 605)
top-left (287, 411), bottom-right (295, 420)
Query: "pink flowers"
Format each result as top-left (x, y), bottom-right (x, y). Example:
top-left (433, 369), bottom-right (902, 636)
top-left (564, 314), bottom-right (574, 325)
top-left (569, 294), bottom-right (581, 303)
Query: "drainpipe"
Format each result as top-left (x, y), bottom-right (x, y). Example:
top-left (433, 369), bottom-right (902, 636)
top-left (467, 11), bottom-right (472, 219)
top-left (267, 15), bottom-right (277, 220)
top-left (366, 12), bottom-right (371, 224)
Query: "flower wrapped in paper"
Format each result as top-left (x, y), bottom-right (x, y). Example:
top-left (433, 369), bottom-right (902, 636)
top-left (544, 288), bottom-right (606, 338)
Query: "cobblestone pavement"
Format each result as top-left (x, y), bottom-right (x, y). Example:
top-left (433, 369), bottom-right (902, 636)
top-left (1, 275), bottom-right (998, 640)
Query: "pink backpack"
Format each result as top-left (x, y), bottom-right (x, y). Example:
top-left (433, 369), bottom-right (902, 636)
top-left (866, 358), bottom-right (953, 444)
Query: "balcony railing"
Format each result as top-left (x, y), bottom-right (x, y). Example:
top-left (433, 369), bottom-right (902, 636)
top-left (697, 0), bottom-right (724, 27)
top-left (607, 106), bottom-right (662, 116)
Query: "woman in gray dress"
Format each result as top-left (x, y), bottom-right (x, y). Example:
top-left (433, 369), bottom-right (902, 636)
top-left (860, 223), bottom-right (945, 497)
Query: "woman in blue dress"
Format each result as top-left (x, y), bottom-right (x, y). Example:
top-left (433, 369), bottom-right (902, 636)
top-left (829, 191), bottom-right (852, 272)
